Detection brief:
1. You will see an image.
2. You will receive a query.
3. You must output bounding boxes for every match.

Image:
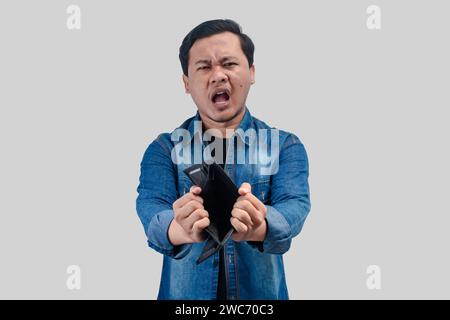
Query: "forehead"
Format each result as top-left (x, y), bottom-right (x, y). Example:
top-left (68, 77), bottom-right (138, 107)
top-left (189, 32), bottom-right (244, 62)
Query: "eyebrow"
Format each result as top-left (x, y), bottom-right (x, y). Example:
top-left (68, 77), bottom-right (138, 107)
top-left (194, 59), bottom-right (211, 65)
top-left (220, 56), bottom-right (238, 63)
top-left (194, 56), bottom-right (238, 65)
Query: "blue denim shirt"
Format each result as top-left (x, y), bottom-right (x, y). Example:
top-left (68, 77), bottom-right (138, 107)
top-left (136, 107), bottom-right (310, 300)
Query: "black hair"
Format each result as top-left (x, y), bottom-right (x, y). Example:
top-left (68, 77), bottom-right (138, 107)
top-left (179, 19), bottom-right (255, 76)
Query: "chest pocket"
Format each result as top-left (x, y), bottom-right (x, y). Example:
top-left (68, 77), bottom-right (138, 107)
top-left (250, 179), bottom-right (271, 205)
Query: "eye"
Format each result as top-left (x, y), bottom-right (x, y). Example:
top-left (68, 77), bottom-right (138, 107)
top-left (224, 62), bottom-right (237, 67)
top-left (197, 66), bottom-right (210, 71)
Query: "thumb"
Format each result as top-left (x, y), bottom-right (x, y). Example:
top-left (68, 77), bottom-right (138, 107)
top-left (239, 182), bottom-right (251, 196)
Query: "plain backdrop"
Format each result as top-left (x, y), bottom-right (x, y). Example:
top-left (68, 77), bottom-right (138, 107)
top-left (0, 0), bottom-right (449, 299)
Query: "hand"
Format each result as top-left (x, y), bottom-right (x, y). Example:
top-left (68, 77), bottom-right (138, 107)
top-left (168, 186), bottom-right (210, 245)
top-left (231, 182), bottom-right (267, 242)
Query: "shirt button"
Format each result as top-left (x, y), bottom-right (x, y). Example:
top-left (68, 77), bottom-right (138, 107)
top-left (228, 255), bottom-right (233, 264)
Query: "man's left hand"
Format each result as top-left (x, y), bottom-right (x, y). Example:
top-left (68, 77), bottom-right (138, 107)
top-left (231, 182), bottom-right (267, 242)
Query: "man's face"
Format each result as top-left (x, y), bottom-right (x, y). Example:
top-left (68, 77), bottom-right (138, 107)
top-left (183, 32), bottom-right (255, 128)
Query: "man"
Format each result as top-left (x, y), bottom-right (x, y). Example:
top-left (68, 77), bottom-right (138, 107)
top-left (136, 19), bottom-right (310, 300)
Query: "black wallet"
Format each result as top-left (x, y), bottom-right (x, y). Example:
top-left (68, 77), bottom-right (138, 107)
top-left (183, 162), bottom-right (239, 264)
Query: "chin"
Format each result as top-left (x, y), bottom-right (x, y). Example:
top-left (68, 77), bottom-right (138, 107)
top-left (211, 106), bottom-right (242, 122)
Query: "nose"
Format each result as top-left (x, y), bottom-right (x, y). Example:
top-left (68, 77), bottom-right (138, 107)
top-left (210, 67), bottom-right (228, 85)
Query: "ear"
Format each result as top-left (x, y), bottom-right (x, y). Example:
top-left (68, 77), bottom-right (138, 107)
top-left (250, 65), bottom-right (255, 84)
top-left (182, 74), bottom-right (190, 94)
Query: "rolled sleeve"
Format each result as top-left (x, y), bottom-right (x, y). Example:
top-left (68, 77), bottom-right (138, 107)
top-left (247, 205), bottom-right (292, 254)
top-left (263, 205), bottom-right (293, 253)
top-left (147, 209), bottom-right (192, 259)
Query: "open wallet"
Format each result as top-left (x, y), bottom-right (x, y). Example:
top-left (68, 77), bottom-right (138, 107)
top-left (183, 161), bottom-right (240, 264)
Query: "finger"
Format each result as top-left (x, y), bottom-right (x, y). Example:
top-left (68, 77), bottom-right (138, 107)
top-left (238, 182), bottom-right (251, 196)
top-left (184, 208), bottom-right (209, 231)
top-left (176, 200), bottom-right (204, 221)
top-left (237, 192), bottom-right (266, 212)
top-left (234, 199), bottom-right (264, 226)
top-left (234, 199), bottom-right (257, 217)
top-left (173, 192), bottom-right (203, 209)
top-left (192, 217), bottom-right (210, 234)
top-left (231, 208), bottom-right (253, 227)
top-left (230, 217), bottom-right (248, 233)
top-left (190, 185), bottom-right (202, 195)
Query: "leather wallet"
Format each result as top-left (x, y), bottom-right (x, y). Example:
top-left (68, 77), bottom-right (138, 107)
top-left (183, 161), bottom-right (239, 264)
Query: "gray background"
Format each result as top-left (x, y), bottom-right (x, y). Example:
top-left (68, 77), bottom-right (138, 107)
top-left (0, 0), bottom-right (449, 299)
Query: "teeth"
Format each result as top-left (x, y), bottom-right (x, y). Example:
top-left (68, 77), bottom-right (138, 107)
top-left (216, 91), bottom-right (224, 95)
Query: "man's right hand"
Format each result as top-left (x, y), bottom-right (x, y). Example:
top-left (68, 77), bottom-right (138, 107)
top-left (168, 186), bottom-right (210, 245)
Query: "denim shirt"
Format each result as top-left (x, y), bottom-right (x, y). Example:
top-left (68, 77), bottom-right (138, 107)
top-left (136, 107), bottom-right (311, 300)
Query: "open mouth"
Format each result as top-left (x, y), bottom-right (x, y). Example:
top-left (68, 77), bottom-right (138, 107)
top-left (211, 91), bottom-right (230, 105)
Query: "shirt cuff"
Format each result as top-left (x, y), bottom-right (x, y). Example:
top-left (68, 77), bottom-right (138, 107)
top-left (248, 205), bottom-right (292, 254)
top-left (147, 209), bottom-right (192, 259)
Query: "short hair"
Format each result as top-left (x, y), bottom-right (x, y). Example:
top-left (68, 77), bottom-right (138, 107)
top-left (179, 19), bottom-right (255, 76)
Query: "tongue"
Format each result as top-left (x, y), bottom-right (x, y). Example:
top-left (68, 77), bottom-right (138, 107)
top-left (214, 93), bottom-right (228, 103)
